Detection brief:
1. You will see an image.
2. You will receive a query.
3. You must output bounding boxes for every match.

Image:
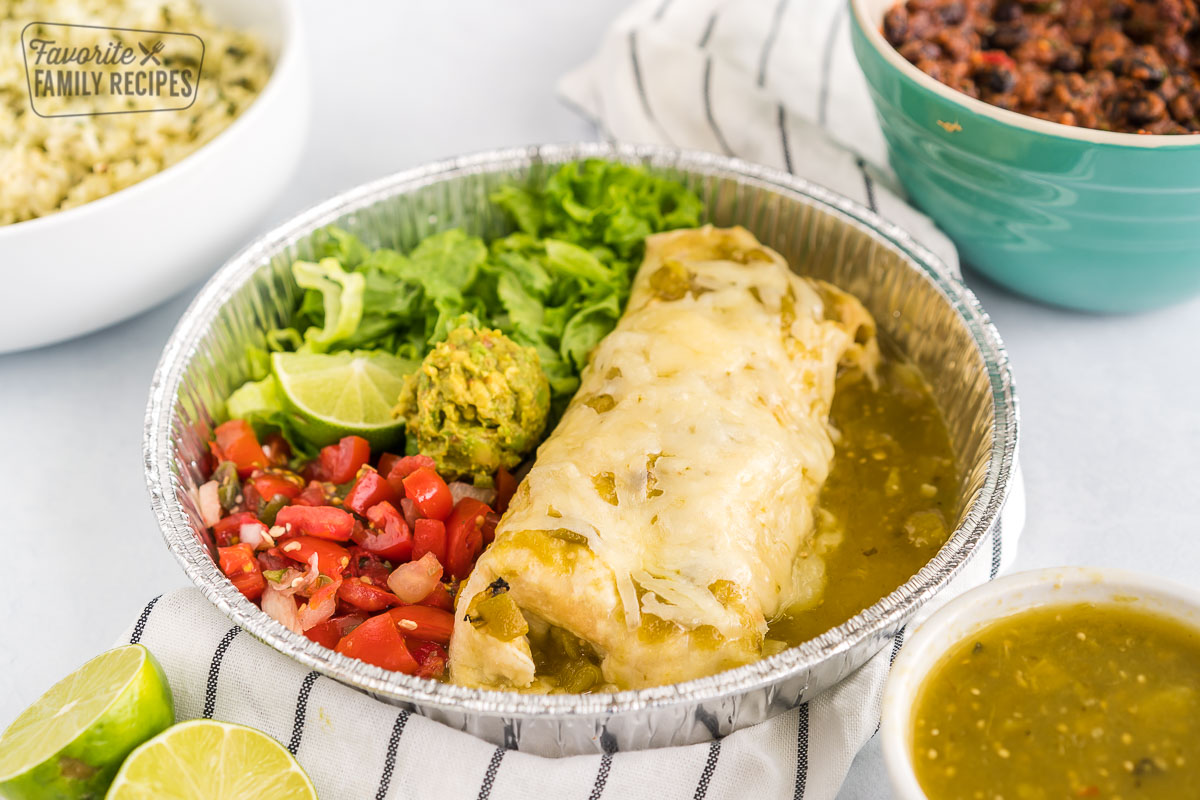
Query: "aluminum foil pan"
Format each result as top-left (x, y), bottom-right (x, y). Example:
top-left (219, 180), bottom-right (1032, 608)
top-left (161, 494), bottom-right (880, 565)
top-left (144, 142), bottom-right (1017, 757)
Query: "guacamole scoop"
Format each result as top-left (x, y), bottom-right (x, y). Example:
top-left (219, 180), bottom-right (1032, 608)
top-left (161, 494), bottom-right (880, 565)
top-left (395, 326), bottom-right (550, 485)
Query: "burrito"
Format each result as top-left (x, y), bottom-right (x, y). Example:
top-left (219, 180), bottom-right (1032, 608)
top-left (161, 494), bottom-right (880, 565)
top-left (448, 226), bottom-right (878, 691)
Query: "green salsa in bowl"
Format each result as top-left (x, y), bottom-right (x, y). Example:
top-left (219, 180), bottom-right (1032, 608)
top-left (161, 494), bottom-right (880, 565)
top-left (882, 567), bottom-right (1200, 799)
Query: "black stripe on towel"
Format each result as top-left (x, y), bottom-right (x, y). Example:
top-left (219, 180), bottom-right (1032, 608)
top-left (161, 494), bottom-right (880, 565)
top-left (856, 157), bottom-right (878, 212)
top-left (890, 626), bottom-right (907, 666)
top-left (873, 627), bottom-right (912, 737)
top-left (476, 747), bottom-right (506, 800)
top-left (777, 104), bottom-right (794, 173)
top-left (757, 0), bottom-right (790, 86)
top-left (793, 703), bottom-right (810, 800)
top-left (202, 626), bottom-right (241, 719)
top-left (653, 0), bottom-right (674, 21)
top-left (817, 3), bottom-right (847, 127)
top-left (699, 12), bottom-right (720, 48)
top-left (374, 710), bottom-right (410, 800)
top-left (694, 740), bottom-right (722, 800)
top-left (287, 671), bottom-right (320, 756)
top-left (990, 520), bottom-right (1003, 580)
top-left (502, 721), bottom-right (519, 750)
top-left (629, 32), bottom-right (658, 127)
top-left (129, 595), bottom-right (161, 644)
top-left (629, 31), bottom-right (674, 145)
top-left (702, 58), bottom-right (734, 156)
top-left (588, 752), bottom-right (614, 800)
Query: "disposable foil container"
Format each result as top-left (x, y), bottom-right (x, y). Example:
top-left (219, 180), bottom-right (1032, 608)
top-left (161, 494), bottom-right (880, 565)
top-left (144, 142), bottom-right (1018, 756)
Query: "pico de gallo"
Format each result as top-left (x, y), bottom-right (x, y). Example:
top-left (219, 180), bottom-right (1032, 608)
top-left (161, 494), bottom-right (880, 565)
top-left (197, 420), bottom-right (518, 679)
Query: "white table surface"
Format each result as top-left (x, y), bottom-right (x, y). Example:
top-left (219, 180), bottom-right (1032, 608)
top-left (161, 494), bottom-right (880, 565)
top-left (2, 2), bottom-right (1198, 797)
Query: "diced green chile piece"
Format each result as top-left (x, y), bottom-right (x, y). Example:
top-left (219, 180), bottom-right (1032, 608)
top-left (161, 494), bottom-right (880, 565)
top-left (214, 461), bottom-right (240, 511)
top-left (259, 494), bottom-right (291, 527)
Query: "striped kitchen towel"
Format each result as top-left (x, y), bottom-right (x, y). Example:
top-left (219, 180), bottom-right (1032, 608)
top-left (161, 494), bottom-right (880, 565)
top-left (120, 473), bottom-right (1023, 800)
top-left (556, 0), bottom-right (960, 273)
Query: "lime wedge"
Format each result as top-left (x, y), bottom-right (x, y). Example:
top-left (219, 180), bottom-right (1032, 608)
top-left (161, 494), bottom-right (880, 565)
top-left (104, 719), bottom-right (315, 800)
top-left (0, 644), bottom-right (174, 800)
top-left (271, 350), bottom-right (414, 450)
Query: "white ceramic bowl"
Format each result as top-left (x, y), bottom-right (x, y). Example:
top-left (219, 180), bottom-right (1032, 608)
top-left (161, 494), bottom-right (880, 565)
top-left (0, 0), bottom-right (307, 353)
top-left (881, 566), bottom-right (1200, 799)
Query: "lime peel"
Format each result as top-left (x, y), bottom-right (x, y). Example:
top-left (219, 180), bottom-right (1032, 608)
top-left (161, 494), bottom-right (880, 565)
top-left (0, 644), bottom-right (174, 800)
top-left (271, 350), bottom-right (415, 450)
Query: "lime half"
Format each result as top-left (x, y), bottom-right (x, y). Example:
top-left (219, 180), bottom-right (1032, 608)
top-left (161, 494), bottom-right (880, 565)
top-left (271, 350), bottom-right (414, 450)
top-left (104, 719), bottom-right (316, 800)
top-left (0, 644), bottom-right (174, 800)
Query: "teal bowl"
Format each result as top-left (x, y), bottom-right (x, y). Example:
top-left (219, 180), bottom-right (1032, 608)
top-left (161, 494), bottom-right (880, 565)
top-left (849, 0), bottom-right (1200, 312)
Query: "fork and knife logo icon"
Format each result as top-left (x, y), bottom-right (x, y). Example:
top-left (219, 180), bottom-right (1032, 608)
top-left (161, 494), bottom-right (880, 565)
top-left (138, 40), bottom-right (165, 66)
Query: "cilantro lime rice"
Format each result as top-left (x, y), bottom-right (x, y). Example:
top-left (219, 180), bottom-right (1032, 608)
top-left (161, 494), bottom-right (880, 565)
top-left (0, 0), bottom-right (272, 225)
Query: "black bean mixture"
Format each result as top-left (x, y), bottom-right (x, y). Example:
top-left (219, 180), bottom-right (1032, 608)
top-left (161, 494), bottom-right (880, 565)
top-left (882, 0), bottom-right (1200, 133)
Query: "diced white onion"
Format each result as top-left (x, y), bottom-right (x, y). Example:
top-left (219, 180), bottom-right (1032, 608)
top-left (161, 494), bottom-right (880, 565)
top-left (297, 580), bottom-right (338, 632)
top-left (198, 481), bottom-right (221, 528)
top-left (239, 522), bottom-right (271, 550)
top-left (448, 482), bottom-right (497, 507)
top-left (261, 585), bottom-right (302, 633)
top-left (387, 552), bottom-right (443, 604)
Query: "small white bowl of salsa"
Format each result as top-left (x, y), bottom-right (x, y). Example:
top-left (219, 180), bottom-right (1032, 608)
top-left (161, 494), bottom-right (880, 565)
top-left (881, 566), bottom-right (1200, 800)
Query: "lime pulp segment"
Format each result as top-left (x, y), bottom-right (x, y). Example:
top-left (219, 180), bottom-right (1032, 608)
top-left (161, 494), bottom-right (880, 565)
top-left (271, 350), bottom-right (412, 431)
top-left (104, 719), bottom-right (316, 800)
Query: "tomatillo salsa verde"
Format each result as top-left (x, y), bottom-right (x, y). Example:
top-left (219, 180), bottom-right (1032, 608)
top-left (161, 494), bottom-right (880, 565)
top-left (912, 602), bottom-right (1200, 799)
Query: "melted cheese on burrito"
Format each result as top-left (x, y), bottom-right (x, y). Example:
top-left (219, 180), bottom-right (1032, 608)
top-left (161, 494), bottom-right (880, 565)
top-left (449, 226), bottom-right (878, 691)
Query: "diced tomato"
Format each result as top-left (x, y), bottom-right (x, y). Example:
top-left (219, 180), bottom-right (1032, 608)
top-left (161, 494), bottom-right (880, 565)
top-left (344, 468), bottom-right (401, 517)
top-left (417, 583), bottom-right (454, 612)
top-left (275, 505), bottom-right (354, 541)
top-left (278, 535), bottom-right (351, 576)
top-left (399, 497), bottom-right (418, 529)
top-left (261, 432), bottom-right (292, 467)
top-left (337, 577), bottom-right (402, 612)
top-left (481, 511), bottom-right (499, 546)
top-left (444, 498), bottom-right (490, 580)
top-left (347, 547), bottom-right (394, 586)
top-left (383, 454), bottom-right (436, 495)
top-left (412, 518), bottom-right (446, 564)
top-left (305, 613), bottom-right (366, 649)
top-left (293, 480), bottom-right (328, 507)
top-left (376, 452), bottom-right (402, 479)
top-left (304, 619), bottom-right (342, 649)
top-left (251, 471), bottom-right (302, 501)
top-left (402, 467), bottom-right (452, 521)
top-left (213, 420), bottom-right (266, 478)
top-left (409, 640), bottom-right (448, 680)
top-left (335, 612), bottom-right (418, 673)
top-left (495, 466), bottom-right (517, 514)
top-left (387, 605), bottom-right (453, 645)
top-left (240, 480), bottom-right (261, 515)
top-left (257, 547), bottom-right (291, 573)
top-left (213, 511), bottom-right (259, 547)
top-left (360, 502), bottom-right (414, 562)
top-left (314, 436), bottom-right (371, 485)
top-left (218, 543), bottom-right (265, 601)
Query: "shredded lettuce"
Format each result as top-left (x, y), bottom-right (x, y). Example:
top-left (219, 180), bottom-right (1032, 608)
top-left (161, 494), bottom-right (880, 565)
top-left (230, 160), bottom-right (703, 449)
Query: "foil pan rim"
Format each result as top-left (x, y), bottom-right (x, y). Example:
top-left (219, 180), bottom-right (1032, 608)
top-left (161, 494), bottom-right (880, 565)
top-left (145, 142), bottom-right (1018, 719)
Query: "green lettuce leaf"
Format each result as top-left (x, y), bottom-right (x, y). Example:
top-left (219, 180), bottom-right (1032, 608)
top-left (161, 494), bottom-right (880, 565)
top-left (234, 159), bottom-right (703, 446)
